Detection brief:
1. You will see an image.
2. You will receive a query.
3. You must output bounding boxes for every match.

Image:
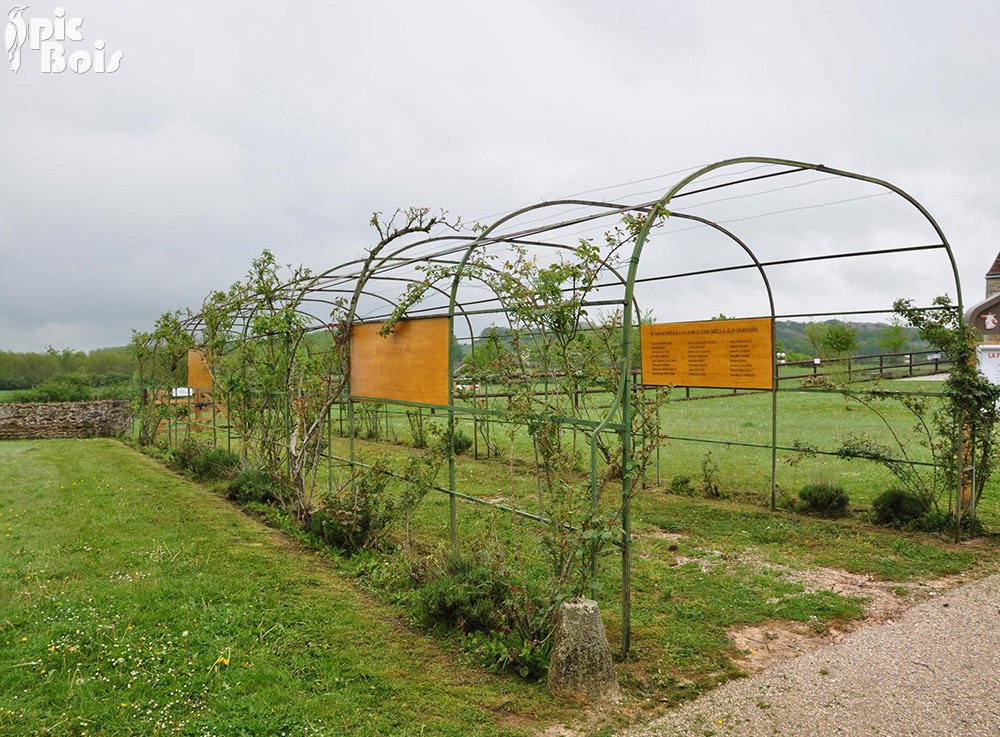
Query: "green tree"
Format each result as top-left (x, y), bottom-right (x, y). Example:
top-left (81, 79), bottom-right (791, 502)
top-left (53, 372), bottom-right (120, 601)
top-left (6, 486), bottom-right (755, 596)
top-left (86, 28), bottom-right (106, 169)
top-left (822, 323), bottom-right (859, 359)
top-left (804, 322), bottom-right (828, 357)
top-left (876, 319), bottom-right (908, 355)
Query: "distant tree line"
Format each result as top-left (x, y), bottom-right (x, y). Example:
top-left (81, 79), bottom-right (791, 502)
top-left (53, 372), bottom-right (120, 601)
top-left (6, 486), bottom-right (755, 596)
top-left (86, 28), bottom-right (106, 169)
top-left (775, 319), bottom-right (928, 360)
top-left (0, 346), bottom-right (132, 400)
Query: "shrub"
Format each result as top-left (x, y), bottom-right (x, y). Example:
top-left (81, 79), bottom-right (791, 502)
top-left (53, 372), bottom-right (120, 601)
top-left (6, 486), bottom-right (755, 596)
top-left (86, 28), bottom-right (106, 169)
top-left (190, 448), bottom-right (240, 480)
top-left (416, 552), bottom-right (552, 680)
top-left (435, 424), bottom-right (472, 455)
top-left (165, 440), bottom-right (239, 481)
top-left (26, 373), bottom-right (94, 402)
top-left (165, 438), bottom-right (205, 473)
top-left (418, 554), bottom-right (508, 633)
top-left (798, 483), bottom-right (850, 517)
top-left (872, 487), bottom-right (930, 528)
top-left (669, 475), bottom-right (694, 495)
top-left (227, 467), bottom-right (285, 504)
top-left (451, 428), bottom-right (473, 455)
top-left (308, 465), bottom-right (392, 552)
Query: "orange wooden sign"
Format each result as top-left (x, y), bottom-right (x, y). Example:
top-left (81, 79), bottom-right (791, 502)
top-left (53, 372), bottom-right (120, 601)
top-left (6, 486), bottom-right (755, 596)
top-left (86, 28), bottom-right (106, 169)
top-left (187, 349), bottom-right (213, 389)
top-left (350, 317), bottom-right (450, 406)
top-left (640, 317), bottom-right (774, 390)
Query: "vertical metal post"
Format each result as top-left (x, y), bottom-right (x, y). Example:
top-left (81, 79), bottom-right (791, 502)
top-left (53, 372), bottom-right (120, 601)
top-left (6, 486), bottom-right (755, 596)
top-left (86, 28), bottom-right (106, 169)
top-left (621, 338), bottom-right (633, 658)
top-left (284, 393), bottom-right (291, 478)
top-left (656, 387), bottom-right (661, 486)
top-left (447, 325), bottom-right (457, 554)
top-left (771, 320), bottom-right (779, 512)
top-left (348, 399), bottom-right (355, 468)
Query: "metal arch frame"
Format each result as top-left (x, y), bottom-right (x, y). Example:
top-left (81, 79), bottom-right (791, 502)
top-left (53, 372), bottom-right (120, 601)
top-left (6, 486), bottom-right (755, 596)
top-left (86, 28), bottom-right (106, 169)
top-left (341, 158), bottom-right (962, 657)
top-left (176, 157), bottom-right (964, 659)
top-left (609, 157), bottom-right (963, 652)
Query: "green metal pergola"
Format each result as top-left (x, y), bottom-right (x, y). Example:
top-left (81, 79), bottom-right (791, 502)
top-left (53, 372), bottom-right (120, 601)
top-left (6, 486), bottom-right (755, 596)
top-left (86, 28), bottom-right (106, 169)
top-left (218, 157), bottom-right (967, 655)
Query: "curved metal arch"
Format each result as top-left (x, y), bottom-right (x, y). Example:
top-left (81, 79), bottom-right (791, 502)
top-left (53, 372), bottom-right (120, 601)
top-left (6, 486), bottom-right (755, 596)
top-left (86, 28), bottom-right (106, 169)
top-left (615, 156), bottom-right (966, 443)
top-left (645, 157), bottom-right (962, 307)
top-left (163, 157), bottom-right (968, 662)
top-left (603, 157), bottom-right (965, 654)
top-left (345, 275), bottom-right (478, 341)
top-left (442, 196), bottom-right (663, 361)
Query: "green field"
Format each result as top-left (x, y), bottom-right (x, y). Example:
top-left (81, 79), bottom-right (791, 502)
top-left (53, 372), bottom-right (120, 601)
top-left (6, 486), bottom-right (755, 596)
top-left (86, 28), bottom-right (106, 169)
top-left (0, 395), bottom-right (995, 735)
top-left (174, 377), bottom-right (986, 523)
top-left (0, 440), bottom-right (568, 736)
top-left (11, 379), bottom-right (996, 735)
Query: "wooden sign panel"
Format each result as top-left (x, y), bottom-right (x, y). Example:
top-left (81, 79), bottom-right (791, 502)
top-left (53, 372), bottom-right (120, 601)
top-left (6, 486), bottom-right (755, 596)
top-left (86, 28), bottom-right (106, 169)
top-left (187, 349), bottom-right (212, 389)
top-left (640, 317), bottom-right (774, 390)
top-left (350, 317), bottom-right (450, 406)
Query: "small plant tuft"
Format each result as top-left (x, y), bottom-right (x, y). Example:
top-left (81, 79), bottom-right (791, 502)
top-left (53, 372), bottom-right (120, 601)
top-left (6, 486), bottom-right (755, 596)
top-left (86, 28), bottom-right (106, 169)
top-left (797, 483), bottom-right (850, 517)
top-left (227, 467), bottom-right (286, 505)
top-left (669, 475), bottom-right (694, 496)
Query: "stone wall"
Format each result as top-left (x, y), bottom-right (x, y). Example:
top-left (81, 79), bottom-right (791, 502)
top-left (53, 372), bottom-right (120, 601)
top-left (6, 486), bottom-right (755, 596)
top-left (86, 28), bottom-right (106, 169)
top-left (0, 400), bottom-right (132, 440)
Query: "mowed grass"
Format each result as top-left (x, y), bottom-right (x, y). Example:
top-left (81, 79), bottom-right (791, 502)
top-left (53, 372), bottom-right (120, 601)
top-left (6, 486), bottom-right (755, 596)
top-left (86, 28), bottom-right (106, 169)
top-left (126, 381), bottom-right (1000, 719)
top-left (0, 439), bottom-right (568, 737)
top-left (328, 433), bottom-right (996, 706)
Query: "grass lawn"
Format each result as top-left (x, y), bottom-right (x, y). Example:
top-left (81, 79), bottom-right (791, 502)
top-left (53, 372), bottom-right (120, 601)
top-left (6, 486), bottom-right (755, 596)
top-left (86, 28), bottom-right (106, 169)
top-left (335, 434), bottom-right (997, 705)
top-left (61, 375), bottom-right (1000, 734)
top-left (0, 439), bottom-right (569, 737)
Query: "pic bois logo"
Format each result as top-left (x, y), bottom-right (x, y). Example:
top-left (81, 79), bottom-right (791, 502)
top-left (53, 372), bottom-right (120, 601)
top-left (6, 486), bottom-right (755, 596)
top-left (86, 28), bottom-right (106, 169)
top-left (6, 6), bottom-right (123, 74)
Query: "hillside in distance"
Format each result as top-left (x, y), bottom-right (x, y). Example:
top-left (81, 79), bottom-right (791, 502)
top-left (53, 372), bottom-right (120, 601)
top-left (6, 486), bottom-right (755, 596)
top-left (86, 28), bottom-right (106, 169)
top-left (775, 319), bottom-right (929, 360)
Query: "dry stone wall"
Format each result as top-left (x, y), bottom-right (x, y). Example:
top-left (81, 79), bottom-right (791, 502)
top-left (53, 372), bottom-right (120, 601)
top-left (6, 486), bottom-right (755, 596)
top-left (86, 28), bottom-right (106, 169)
top-left (0, 400), bottom-right (131, 440)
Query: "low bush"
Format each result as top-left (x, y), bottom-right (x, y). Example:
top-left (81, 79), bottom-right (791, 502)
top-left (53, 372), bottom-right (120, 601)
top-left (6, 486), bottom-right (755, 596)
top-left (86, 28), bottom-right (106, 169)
top-left (872, 487), bottom-right (930, 528)
top-left (164, 438), bottom-right (205, 473)
top-left (417, 552), bottom-right (552, 680)
top-left (669, 475), bottom-right (694, 495)
top-left (227, 467), bottom-right (285, 504)
top-left (190, 448), bottom-right (240, 480)
top-left (798, 483), bottom-right (850, 517)
top-left (452, 428), bottom-right (473, 455)
top-left (418, 554), bottom-right (508, 633)
top-left (436, 424), bottom-right (473, 455)
top-left (308, 464), bottom-right (393, 552)
top-left (165, 439), bottom-right (239, 481)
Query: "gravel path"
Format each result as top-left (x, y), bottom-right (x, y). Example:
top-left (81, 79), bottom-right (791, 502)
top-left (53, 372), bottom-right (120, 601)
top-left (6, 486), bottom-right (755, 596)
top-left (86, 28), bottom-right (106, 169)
top-left (624, 572), bottom-right (1000, 737)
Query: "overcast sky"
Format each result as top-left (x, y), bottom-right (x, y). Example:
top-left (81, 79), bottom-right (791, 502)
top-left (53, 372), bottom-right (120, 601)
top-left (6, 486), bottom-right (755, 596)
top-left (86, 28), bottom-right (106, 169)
top-left (2, 0), bottom-right (1000, 351)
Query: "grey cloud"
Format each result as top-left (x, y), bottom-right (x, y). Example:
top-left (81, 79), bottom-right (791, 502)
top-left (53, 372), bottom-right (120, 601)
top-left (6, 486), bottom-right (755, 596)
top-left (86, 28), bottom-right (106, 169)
top-left (2, 0), bottom-right (999, 349)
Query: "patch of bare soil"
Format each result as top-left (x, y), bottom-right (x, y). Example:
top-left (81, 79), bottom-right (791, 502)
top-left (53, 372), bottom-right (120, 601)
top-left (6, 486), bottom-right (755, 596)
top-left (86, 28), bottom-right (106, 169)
top-left (535, 706), bottom-right (620, 737)
top-left (729, 563), bottom-right (970, 673)
top-left (634, 530), bottom-right (688, 543)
